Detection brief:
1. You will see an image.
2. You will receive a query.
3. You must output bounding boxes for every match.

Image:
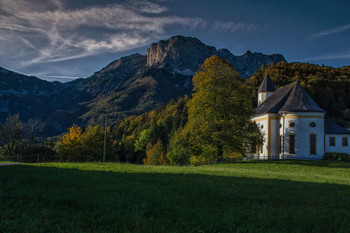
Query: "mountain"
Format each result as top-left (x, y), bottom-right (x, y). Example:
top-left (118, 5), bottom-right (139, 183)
top-left (0, 35), bottom-right (286, 136)
top-left (0, 67), bottom-right (90, 135)
top-left (145, 36), bottom-right (285, 78)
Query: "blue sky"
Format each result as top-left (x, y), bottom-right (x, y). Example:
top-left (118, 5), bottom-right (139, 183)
top-left (0, 0), bottom-right (349, 82)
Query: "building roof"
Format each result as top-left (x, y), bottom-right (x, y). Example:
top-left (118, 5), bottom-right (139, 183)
top-left (325, 120), bottom-right (350, 134)
top-left (255, 81), bottom-right (325, 115)
top-left (258, 73), bottom-right (276, 93)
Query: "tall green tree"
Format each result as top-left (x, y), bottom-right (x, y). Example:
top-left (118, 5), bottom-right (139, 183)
top-left (184, 55), bottom-right (260, 160)
top-left (0, 114), bottom-right (22, 160)
top-left (82, 125), bottom-right (115, 162)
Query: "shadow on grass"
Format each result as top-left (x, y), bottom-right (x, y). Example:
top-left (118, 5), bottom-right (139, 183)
top-left (0, 164), bottom-right (350, 233)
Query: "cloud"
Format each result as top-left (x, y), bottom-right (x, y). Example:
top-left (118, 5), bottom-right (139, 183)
top-left (213, 21), bottom-right (258, 33)
top-left (0, 0), bottom-right (205, 67)
top-left (309, 24), bottom-right (350, 40)
top-left (302, 49), bottom-right (350, 61)
top-left (128, 0), bottom-right (168, 14)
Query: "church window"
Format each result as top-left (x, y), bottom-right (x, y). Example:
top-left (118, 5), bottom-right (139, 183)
top-left (342, 137), bottom-right (348, 147)
top-left (289, 122), bottom-right (295, 128)
top-left (289, 134), bottom-right (296, 154)
top-left (310, 134), bottom-right (317, 155)
top-left (309, 122), bottom-right (316, 128)
top-left (260, 125), bottom-right (264, 129)
top-left (329, 137), bottom-right (336, 146)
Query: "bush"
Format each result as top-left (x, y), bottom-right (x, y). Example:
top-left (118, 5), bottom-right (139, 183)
top-left (323, 153), bottom-right (350, 161)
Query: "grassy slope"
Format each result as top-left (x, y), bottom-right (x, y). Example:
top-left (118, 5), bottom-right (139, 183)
top-left (1, 161), bottom-right (350, 233)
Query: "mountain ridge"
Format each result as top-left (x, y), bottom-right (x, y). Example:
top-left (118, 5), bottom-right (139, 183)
top-left (0, 35), bottom-right (287, 136)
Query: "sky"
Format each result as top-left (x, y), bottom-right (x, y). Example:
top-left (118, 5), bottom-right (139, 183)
top-left (0, 0), bottom-right (349, 82)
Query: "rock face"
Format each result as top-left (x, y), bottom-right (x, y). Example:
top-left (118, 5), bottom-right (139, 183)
top-left (222, 50), bottom-right (286, 78)
top-left (146, 35), bottom-right (286, 78)
top-left (0, 35), bottom-right (286, 136)
top-left (146, 36), bottom-right (217, 74)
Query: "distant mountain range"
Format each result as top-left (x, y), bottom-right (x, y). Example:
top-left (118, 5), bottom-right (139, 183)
top-left (0, 35), bottom-right (286, 136)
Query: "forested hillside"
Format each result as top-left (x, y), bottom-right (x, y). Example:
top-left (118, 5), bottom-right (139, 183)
top-left (249, 62), bottom-right (350, 127)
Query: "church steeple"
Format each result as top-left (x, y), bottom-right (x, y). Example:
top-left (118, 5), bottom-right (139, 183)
top-left (258, 73), bottom-right (276, 105)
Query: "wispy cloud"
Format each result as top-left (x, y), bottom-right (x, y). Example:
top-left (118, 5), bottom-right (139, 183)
top-left (302, 49), bottom-right (350, 61)
top-left (128, 0), bottom-right (168, 14)
top-left (0, 0), bottom-right (205, 67)
top-left (213, 21), bottom-right (258, 33)
top-left (309, 24), bottom-right (350, 40)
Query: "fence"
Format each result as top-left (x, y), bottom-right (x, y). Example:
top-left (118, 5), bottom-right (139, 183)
top-left (9, 153), bottom-right (56, 163)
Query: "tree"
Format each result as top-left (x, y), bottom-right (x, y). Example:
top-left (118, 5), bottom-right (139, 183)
top-left (0, 114), bottom-right (22, 160)
top-left (143, 139), bottom-right (168, 165)
top-left (184, 55), bottom-right (260, 160)
top-left (82, 125), bottom-right (115, 162)
top-left (135, 128), bottom-right (152, 152)
top-left (168, 128), bottom-right (190, 165)
top-left (54, 125), bottom-right (84, 162)
top-left (22, 119), bottom-right (44, 150)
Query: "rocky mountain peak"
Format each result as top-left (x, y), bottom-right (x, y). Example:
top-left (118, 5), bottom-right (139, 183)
top-left (146, 35), bottom-right (217, 72)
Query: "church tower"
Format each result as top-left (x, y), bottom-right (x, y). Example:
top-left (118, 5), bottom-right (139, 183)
top-left (258, 73), bottom-right (276, 105)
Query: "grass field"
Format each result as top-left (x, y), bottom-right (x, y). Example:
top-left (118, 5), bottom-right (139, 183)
top-left (1, 160), bottom-right (350, 233)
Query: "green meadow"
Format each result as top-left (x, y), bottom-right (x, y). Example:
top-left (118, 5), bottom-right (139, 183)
top-left (1, 161), bottom-right (350, 233)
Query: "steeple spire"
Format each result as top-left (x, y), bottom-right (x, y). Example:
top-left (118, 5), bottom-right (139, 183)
top-left (258, 73), bottom-right (276, 105)
top-left (258, 73), bottom-right (276, 93)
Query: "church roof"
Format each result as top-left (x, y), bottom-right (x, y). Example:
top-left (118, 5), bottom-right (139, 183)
top-left (325, 120), bottom-right (350, 134)
top-left (258, 73), bottom-right (276, 93)
top-left (255, 81), bottom-right (325, 115)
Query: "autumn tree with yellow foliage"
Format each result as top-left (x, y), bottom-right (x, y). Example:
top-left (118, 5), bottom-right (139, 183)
top-left (174, 56), bottom-right (261, 161)
top-left (55, 125), bottom-right (116, 162)
top-left (55, 125), bottom-right (84, 162)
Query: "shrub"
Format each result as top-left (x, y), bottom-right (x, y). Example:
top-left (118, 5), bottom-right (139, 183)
top-left (323, 153), bottom-right (350, 161)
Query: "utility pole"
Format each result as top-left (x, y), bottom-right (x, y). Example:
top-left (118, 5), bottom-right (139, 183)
top-left (103, 114), bottom-right (107, 163)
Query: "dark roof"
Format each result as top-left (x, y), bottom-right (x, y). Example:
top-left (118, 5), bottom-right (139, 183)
top-left (258, 73), bottom-right (276, 93)
top-left (255, 81), bottom-right (325, 115)
top-left (325, 120), bottom-right (350, 134)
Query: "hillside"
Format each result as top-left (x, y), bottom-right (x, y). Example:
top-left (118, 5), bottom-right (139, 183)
top-left (0, 67), bottom-right (90, 135)
top-left (1, 161), bottom-right (350, 232)
top-left (0, 36), bottom-right (286, 135)
top-left (249, 62), bottom-right (350, 127)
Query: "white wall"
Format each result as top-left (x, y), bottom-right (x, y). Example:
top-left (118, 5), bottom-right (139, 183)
top-left (279, 112), bottom-right (324, 160)
top-left (325, 134), bottom-right (350, 154)
top-left (252, 112), bottom-right (325, 160)
top-left (270, 116), bottom-right (280, 159)
top-left (251, 115), bottom-right (268, 159)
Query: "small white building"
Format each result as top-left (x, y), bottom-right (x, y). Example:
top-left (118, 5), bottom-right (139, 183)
top-left (251, 74), bottom-right (350, 160)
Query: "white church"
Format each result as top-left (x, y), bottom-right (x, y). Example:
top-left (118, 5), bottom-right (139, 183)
top-left (251, 74), bottom-right (350, 160)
